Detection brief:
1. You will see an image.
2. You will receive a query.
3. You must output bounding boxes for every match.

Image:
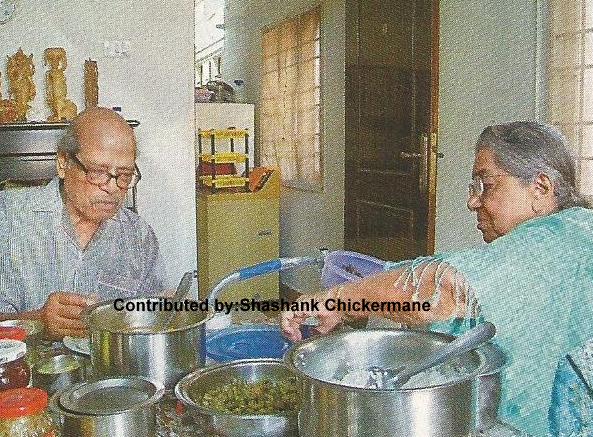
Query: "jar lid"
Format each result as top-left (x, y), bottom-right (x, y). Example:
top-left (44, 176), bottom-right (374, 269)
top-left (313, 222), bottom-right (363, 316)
top-left (0, 388), bottom-right (48, 419)
top-left (0, 339), bottom-right (27, 364)
top-left (0, 326), bottom-right (27, 341)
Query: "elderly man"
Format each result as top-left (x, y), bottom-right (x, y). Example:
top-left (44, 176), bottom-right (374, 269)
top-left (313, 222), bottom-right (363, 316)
top-left (0, 107), bottom-right (165, 339)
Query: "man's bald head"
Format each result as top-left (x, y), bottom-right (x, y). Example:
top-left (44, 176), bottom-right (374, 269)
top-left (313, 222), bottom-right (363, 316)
top-left (58, 107), bottom-right (136, 157)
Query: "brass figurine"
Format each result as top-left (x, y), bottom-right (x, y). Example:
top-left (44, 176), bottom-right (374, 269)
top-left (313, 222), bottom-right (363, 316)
top-left (44, 47), bottom-right (77, 122)
top-left (84, 59), bottom-right (98, 108)
top-left (0, 72), bottom-right (18, 123)
top-left (7, 48), bottom-right (36, 122)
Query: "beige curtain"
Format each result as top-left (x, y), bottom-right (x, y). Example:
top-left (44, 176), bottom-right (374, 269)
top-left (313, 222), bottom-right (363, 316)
top-left (260, 8), bottom-right (322, 188)
top-left (548, 0), bottom-right (593, 196)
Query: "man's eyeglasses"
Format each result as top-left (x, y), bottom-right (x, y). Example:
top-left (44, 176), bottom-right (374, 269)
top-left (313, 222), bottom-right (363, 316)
top-left (468, 174), bottom-right (509, 198)
top-left (69, 153), bottom-right (141, 189)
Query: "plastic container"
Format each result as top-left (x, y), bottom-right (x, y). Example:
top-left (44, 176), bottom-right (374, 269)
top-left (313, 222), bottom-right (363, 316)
top-left (0, 340), bottom-right (30, 391)
top-left (205, 325), bottom-right (291, 362)
top-left (0, 387), bottom-right (56, 436)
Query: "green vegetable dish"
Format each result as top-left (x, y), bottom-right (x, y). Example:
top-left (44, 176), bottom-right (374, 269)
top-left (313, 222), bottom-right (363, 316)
top-left (199, 377), bottom-right (301, 415)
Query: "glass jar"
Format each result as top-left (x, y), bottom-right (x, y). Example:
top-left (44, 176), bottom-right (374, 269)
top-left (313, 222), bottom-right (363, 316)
top-left (0, 387), bottom-right (56, 436)
top-left (0, 339), bottom-right (30, 391)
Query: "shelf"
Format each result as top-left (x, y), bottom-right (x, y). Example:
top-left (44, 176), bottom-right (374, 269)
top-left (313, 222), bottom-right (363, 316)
top-left (199, 152), bottom-right (248, 164)
top-left (198, 128), bottom-right (248, 139)
top-left (0, 120), bottom-right (140, 131)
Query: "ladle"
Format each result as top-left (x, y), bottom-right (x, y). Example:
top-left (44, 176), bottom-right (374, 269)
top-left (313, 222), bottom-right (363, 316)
top-left (366, 322), bottom-right (496, 389)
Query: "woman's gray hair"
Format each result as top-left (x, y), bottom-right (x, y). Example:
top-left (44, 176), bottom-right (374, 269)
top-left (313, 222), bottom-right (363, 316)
top-left (476, 121), bottom-right (588, 209)
top-left (57, 124), bottom-right (80, 156)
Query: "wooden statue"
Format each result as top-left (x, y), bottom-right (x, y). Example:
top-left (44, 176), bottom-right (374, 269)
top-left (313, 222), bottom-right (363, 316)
top-left (84, 59), bottom-right (98, 108)
top-left (0, 72), bottom-right (18, 123)
top-left (7, 48), bottom-right (36, 122)
top-left (44, 47), bottom-right (77, 122)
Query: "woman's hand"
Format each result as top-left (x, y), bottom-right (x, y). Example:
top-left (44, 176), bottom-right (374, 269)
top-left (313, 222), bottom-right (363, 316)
top-left (280, 292), bottom-right (344, 342)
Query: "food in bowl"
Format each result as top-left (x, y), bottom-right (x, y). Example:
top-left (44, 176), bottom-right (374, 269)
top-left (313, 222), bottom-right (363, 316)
top-left (198, 377), bottom-right (301, 415)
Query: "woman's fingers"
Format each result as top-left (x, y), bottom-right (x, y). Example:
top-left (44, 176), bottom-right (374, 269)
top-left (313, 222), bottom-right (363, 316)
top-left (281, 295), bottom-right (344, 341)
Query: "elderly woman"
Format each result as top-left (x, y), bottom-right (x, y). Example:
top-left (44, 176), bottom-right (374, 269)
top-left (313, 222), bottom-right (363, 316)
top-left (281, 121), bottom-right (593, 436)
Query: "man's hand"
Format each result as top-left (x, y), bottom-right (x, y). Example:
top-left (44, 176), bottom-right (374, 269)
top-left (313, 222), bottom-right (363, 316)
top-left (40, 292), bottom-right (97, 340)
top-left (280, 293), bottom-right (343, 342)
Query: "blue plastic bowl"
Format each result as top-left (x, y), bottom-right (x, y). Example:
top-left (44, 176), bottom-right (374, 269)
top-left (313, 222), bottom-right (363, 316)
top-left (205, 324), bottom-right (292, 363)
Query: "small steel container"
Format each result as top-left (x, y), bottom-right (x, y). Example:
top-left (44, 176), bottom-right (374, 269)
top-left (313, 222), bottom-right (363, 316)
top-left (32, 354), bottom-right (86, 396)
top-left (50, 376), bottom-right (164, 437)
top-left (175, 358), bottom-right (299, 437)
top-left (85, 298), bottom-right (212, 389)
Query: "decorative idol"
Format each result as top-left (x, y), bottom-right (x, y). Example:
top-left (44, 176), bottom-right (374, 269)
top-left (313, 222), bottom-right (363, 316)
top-left (7, 48), bottom-right (36, 121)
top-left (45, 47), bottom-right (77, 121)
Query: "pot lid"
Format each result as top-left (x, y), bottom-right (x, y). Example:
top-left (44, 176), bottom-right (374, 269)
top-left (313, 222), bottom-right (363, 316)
top-left (206, 324), bottom-right (291, 362)
top-left (58, 377), bottom-right (164, 416)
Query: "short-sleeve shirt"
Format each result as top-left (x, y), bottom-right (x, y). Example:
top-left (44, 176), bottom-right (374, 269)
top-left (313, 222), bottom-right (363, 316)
top-left (0, 178), bottom-right (165, 312)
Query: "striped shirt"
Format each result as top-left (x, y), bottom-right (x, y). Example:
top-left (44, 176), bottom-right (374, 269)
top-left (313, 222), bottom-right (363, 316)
top-left (0, 178), bottom-right (165, 312)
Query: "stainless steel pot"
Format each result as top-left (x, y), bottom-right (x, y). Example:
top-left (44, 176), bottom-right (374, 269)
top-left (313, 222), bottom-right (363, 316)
top-left (85, 298), bottom-right (212, 389)
top-left (175, 358), bottom-right (299, 437)
top-left (285, 328), bottom-right (486, 437)
top-left (50, 376), bottom-right (164, 437)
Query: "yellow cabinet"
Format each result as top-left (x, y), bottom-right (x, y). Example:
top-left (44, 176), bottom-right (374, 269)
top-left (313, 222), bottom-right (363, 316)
top-left (197, 170), bottom-right (280, 302)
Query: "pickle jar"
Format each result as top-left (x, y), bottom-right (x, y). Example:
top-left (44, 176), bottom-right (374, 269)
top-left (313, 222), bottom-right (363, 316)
top-left (0, 339), bottom-right (30, 391)
top-left (0, 387), bottom-right (56, 436)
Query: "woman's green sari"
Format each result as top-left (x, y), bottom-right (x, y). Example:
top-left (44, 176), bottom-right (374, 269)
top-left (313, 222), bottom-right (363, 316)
top-left (385, 207), bottom-right (593, 436)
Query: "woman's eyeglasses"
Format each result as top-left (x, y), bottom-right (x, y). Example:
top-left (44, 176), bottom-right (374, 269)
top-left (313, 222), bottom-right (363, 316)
top-left (468, 174), bottom-right (509, 198)
top-left (69, 153), bottom-right (141, 189)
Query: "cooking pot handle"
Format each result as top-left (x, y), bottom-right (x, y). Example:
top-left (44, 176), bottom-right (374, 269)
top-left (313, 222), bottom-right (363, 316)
top-left (207, 255), bottom-right (320, 303)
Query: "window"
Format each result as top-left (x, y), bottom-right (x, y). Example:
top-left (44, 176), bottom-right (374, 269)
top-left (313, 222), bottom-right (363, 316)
top-left (195, 0), bottom-right (224, 87)
top-left (260, 8), bottom-right (322, 189)
top-left (548, 1), bottom-right (593, 198)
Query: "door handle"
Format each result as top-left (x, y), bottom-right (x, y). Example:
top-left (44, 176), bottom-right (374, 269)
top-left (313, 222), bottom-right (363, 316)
top-left (400, 151), bottom-right (422, 159)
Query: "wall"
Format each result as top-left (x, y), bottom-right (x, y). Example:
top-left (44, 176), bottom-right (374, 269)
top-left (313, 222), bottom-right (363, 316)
top-left (224, 0), bottom-right (541, 257)
top-left (0, 1), bottom-right (197, 288)
top-left (224, 0), bottom-right (346, 258)
top-left (435, 0), bottom-right (541, 251)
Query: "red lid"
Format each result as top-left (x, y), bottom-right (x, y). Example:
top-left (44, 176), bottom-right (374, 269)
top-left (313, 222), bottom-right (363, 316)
top-left (0, 388), bottom-right (48, 419)
top-left (0, 327), bottom-right (27, 342)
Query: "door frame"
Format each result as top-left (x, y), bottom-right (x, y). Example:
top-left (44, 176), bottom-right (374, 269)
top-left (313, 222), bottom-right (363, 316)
top-left (426, 0), bottom-right (440, 255)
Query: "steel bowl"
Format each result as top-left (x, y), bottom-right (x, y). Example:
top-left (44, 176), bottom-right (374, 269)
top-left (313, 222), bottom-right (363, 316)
top-left (285, 328), bottom-right (485, 437)
top-left (175, 358), bottom-right (299, 437)
top-left (85, 298), bottom-right (212, 389)
top-left (50, 376), bottom-right (164, 437)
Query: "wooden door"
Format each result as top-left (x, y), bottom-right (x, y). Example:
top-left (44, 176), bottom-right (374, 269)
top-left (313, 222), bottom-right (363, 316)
top-left (345, 0), bottom-right (439, 261)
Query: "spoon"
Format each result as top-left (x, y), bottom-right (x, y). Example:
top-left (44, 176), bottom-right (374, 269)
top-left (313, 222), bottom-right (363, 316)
top-left (367, 322), bottom-right (496, 389)
top-left (157, 270), bottom-right (196, 330)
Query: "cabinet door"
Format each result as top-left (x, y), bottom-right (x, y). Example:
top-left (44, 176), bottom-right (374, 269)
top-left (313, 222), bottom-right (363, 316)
top-left (198, 196), bottom-right (280, 302)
